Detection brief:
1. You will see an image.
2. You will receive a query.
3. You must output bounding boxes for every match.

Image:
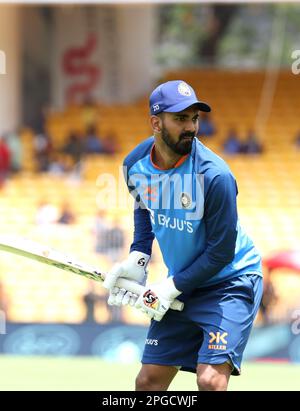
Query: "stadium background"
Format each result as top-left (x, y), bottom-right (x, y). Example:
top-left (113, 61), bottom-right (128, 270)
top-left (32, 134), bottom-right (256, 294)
top-left (0, 0), bottom-right (300, 390)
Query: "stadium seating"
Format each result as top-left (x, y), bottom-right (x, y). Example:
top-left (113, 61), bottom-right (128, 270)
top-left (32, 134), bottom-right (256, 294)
top-left (1, 70), bottom-right (299, 324)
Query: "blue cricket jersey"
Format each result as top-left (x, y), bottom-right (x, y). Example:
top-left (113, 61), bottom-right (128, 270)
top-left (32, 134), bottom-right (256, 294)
top-left (123, 137), bottom-right (262, 294)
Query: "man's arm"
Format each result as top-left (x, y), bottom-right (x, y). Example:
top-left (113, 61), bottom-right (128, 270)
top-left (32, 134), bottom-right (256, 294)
top-left (130, 204), bottom-right (155, 256)
top-left (103, 161), bottom-right (155, 305)
top-left (173, 172), bottom-right (238, 294)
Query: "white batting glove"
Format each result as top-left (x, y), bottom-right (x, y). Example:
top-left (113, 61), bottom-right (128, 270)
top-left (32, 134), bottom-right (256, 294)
top-left (103, 251), bottom-right (150, 307)
top-left (135, 277), bottom-right (182, 322)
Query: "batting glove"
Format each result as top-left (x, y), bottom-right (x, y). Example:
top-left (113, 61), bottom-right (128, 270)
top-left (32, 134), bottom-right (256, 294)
top-left (135, 277), bottom-right (182, 321)
top-left (103, 251), bottom-right (150, 307)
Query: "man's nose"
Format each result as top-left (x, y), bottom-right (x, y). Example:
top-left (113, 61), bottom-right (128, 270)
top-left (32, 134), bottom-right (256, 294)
top-left (184, 120), bottom-right (196, 133)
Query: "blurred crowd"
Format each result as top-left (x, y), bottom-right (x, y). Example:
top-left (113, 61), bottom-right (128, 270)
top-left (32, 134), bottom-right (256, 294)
top-left (0, 97), bottom-right (121, 188)
top-left (196, 113), bottom-right (265, 155)
top-left (0, 123), bottom-right (119, 187)
top-left (2, 107), bottom-right (300, 189)
top-left (35, 123), bottom-right (118, 175)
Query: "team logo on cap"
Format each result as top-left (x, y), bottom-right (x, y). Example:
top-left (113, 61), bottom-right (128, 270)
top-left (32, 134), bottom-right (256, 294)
top-left (178, 82), bottom-right (192, 97)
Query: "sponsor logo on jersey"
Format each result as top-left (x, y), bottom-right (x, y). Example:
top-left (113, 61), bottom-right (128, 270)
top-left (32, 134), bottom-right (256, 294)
top-left (158, 214), bottom-right (194, 233)
top-left (146, 209), bottom-right (194, 234)
top-left (208, 331), bottom-right (228, 350)
top-left (143, 185), bottom-right (158, 202)
top-left (145, 338), bottom-right (159, 346)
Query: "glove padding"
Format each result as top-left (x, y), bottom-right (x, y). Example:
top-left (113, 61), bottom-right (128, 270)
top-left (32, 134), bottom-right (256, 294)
top-left (103, 251), bottom-right (150, 307)
top-left (108, 286), bottom-right (137, 307)
top-left (135, 277), bottom-right (182, 322)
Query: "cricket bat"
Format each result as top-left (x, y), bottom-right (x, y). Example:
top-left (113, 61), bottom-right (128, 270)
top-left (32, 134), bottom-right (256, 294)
top-left (0, 236), bottom-right (184, 311)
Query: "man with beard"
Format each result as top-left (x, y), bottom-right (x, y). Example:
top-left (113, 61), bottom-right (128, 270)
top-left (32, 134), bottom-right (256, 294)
top-left (103, 80), bottom-right (263, 391)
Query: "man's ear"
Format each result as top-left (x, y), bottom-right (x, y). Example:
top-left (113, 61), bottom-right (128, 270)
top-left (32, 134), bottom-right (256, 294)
top-left (150, 115), bottom-right (162, 134)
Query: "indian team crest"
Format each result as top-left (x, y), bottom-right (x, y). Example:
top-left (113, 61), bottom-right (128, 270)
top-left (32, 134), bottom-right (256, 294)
top-left (181, 192), bottom-right (192, 209)
top-left (178, 82), bottom-right (192, 96)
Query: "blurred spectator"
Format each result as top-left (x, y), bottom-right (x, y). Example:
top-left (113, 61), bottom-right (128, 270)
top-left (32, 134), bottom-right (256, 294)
top-left (35, 201), bottom-right (58, 225)
top-left (94, 213), bottom-right (125, 262)
top-left (84, 125), bottom-right (105, 154)
top-left (5, 130), bottom-right (23, 173)
top-left (294, 131), bottom-right (300, 150)
top-left (94, 210), bottom-right (110, 254)
top-left (222, 128), bottom-right (242, 155)
top-left (33, 130), bottom-right (52, 172)
top-left (260, 272), bottom-right (278, 325)
top-left (102, 131), bottom-right (119, 155)
top-left (48, 153), bottom-right (68, 176)
top-left (83, 281), bottom-right (123, 324)
top-left (82, 281), bottom-right (98, 323)
top-left (81, 96), bottom-right (99, 129)
top-left (57, 201), bottom-right (76, 225)
top-left (0, 136), bottom-right (11, 187)
top-left (34, 105), bottom-right (52, 135)
top-left (105, 218), bottom-right (126, 263)
top-left (242, 130), bottom-right (263, 154)
top-left (62, 131), bottom-right (85, 165)
top-left (197, 113), bottom-right (216, 138)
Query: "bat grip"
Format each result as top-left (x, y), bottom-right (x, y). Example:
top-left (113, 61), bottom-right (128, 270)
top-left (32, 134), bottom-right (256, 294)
top-left (116, 277), bottom-right (184, 312)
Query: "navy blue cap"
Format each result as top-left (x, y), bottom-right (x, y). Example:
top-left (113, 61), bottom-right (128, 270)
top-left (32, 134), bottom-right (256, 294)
top-left (149, 80), bottom-right (211, 115)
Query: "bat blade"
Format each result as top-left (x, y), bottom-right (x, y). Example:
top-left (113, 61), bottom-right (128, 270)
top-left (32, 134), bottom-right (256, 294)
top-left (0, 236), bottom-right (184, 312)
top-left (0, 236), bottom-right (104, 282)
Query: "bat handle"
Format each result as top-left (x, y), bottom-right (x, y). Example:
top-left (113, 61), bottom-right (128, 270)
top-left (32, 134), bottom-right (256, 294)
top-left (116, 277), bottom-right (184, 312)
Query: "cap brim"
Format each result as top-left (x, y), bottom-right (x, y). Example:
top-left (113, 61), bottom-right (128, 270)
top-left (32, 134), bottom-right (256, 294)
top-left (166, 100), bottom-right (211, 113)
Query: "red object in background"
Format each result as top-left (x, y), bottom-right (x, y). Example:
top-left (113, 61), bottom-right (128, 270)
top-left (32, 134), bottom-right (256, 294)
top-left (0, 139), bottom-right (11, 172)
top-left (0, 139), bottom-right (11, 188)
top-left (264, 250), bottom-right (300, 272)
top-left (62, 33), bottom-right (100, 104)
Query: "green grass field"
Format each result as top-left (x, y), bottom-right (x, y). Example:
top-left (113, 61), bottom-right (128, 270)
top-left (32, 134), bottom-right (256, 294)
top-left (0, 356), bottom-right (299, 390)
